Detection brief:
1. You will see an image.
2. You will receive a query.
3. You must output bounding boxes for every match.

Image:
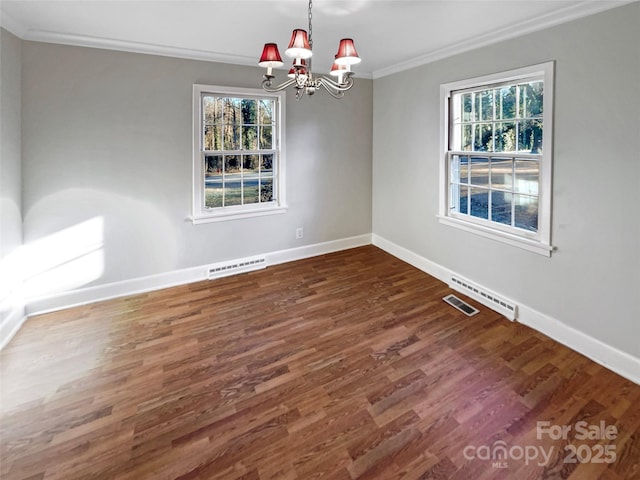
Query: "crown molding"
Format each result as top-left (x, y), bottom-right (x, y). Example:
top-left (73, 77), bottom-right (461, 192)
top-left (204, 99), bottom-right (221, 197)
top-left (2, 0), bottom-right (631, 80)
top-left (21, 29), bottom-right (259, 66)
top-left (0, 10), bottom-right (28, 38)
top-left (372, 0), bottom-right (636, 79)
top-left (3, 27), bottom-right (374, 79)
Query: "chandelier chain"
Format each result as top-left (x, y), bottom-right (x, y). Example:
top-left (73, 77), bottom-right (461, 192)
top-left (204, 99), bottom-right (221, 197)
top-left (308, 0), bottom-right (313, 48)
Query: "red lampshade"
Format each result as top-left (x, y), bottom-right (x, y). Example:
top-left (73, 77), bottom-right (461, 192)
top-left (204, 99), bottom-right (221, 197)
top-left (288, 60), bottom-right (308, 79)
top-left (334, 38), bottom-right (361, 66)
top-left (329, 60), bottom-right (348, 84)
top-left (285, 29), bottom-right (313, 59)
top-left (259, 43), bottom-right (284, 68)
top-left (330, 61), bottom-right (348, 76)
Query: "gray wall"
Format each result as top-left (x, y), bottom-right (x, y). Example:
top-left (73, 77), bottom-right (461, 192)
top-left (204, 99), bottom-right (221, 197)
top-left (0, 28), bottom-right (23, 324)
top-left (20, 42), bottom-right (373, 285)
top-left (373, 3), bottom-right (640, 357)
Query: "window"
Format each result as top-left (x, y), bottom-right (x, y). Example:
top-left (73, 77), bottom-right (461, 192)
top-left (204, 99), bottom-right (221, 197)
top-left (439, 63), bottom-right (554, 256)
top-left (192, 84), bottom-right (286, 223)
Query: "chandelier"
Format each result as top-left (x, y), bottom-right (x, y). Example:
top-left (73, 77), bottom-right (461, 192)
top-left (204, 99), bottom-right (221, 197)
top-left (258, 0), bottom-right (361, 99)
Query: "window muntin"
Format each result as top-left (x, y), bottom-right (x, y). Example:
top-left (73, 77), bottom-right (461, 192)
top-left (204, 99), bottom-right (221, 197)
top-left (451, 80), bottom-right (544, 154)
top-left (192, 85), bottom-right (286, 223)
top-left (439, 63), bottom-right (554, 255)
top-left (449, 153), bottom-right (541, 233)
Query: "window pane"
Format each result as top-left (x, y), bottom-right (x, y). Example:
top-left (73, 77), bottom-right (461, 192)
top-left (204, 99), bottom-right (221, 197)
top-left (470, 156), bottom-right (489, 187)
top-left (491, 191), bottom-right (512, 226)
top-left (474, 124), bottom-right (492, 151)
top-left (475, 90), bottom-right (493, 121)
top-left (223, 155), bottom-right (241, 205)
top-left (259, 99), bottom-right (274, 125)
top-left (496, 86), bottom-right (516, 120)
top-left (223, 181), bottom-right (242, 206)
top-left (458, 155), bottom-right (469, 184)
top-left (514, 159), bottom-right (539, 195)
top-left (203, 96), bottom-right (222, 124)
top-left (243, 126), bottom-right (258, 150)
top-left (494, 122), bottom-right (516, 152)
top-left (450, 183), bottom-right (461, 212)
top-left (205, 187), bottom-right (223, 208)
top-left (223, 98), bottom-right (242, 124)
top-left (260, 126), bottom-right (273, 149)
top-left (514, 194), bottom-right (538, 232)
top-left (260, 177), bottom-right (274, 203)
top-left (224, 155), bottom-right (240, 174)
top-left (204, 155), bottom-right (223, 208)
top-left (490, 157), bottom-right (513, 191)
top-left (461, 124), bottom-right (472, 151)
top-left (205, 155), bottom-right (222, 174)
top-left (517, 120), bottom-right (543, 153)
top-left (470, 187), bottom-right (489, 220)
top-left (459, 186), bottom-right (469, 215)
top-left (243, 154), bottom-right (259, 173)
top-left (261, 154), bottom-right (273, 172)
top-left (223, 125), bottom-right (241, 150)
top-left (462, 93), bottom-right (473, 122)
top-left (519, 81), bottom-right (543, 118)
top-left (243, 176), bottom-right (259, 205)
top-left (241, 99), bottom-right (257, 125)
top-left (204, 125), bottom-right (222, 151)
top-left (450, 155), bottom-right (461, 184)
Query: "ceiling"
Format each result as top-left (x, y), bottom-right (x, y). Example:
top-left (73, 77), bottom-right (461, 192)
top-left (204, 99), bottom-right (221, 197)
top-left (0, 0), bottom-right (631, 78)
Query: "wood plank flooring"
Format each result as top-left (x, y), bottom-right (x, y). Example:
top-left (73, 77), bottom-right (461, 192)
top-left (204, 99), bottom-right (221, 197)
top-left (1, 245), bottom-right (638, 479)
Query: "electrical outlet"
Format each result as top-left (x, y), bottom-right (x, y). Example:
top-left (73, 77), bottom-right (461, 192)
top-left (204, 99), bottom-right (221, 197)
top-left (296, 227), bottom-right (303, 239)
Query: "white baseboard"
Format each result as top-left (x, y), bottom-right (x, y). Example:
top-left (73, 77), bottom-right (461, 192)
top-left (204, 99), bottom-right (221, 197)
top-left (371, 234), bottom-right (449, 281)
top-left (267, 233), bottom-right (372, 266)
top-left (25, 233), bottom-right (372, 317)
top-left (1, 303), bottom-right (27, 350)
top-left (19, 231), bottom-right (640, 385)
top-left (372, 233), bottom-right (640, 385)
top-left (517, 305), bottom-right (640, 385)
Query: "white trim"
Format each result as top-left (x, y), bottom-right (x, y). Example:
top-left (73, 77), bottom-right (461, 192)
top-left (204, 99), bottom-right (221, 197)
top-left (25, 234), bottom-right (372, 317)
top-left (2, 1), bottom-right (625, 80)
top-left (0, 303), bottom-right (27, 350)
top-left (437, 215), bottom-right (554, 257)
top-left (517, 304), bottom-right (640, 386)
top-left (371, 234), bottom-right (448, 281)
top-left (192, 84), bottom-right (286, 224)
top-left (190, 206), bottom-right (288, 224)
top-left (22, 30), bottom-right (258, 67)
top-left (267, 234), bottom-right (372, 267)
top-left (439, 62), bottom-right (554, 256)
top-left (5, 29), bottom-right (373, 79)
top-left (0, 10), bottom-right (28, 38)
top-left (372, 233), bottom-right (640, 385)
top-left (26, 265), bottom-right (205, 317)
top-left (372, 0), bottom-right (635, 79)
top-left (16, 232), bottom-right (640, 384)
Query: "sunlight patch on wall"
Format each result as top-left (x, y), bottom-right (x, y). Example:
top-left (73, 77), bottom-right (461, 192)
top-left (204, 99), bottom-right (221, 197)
top-left (21, 217), bottom-right (105, 299)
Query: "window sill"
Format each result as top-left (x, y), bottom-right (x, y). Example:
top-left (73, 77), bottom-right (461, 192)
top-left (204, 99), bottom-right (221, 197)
top-left (191, 205), bottom-right (288, 224)
top-left (437, 215), bottom-right (554, 257)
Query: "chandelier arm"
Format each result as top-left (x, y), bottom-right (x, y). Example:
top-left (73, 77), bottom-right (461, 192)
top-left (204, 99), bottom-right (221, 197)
top-left (259, 0), bottom-right (359, 99)
top-left (262, 77), bottom-right (297, 93)
top-left (318, 82), bottom-right (345, 99)
top-left (317, 75), bottom-right (355, 94)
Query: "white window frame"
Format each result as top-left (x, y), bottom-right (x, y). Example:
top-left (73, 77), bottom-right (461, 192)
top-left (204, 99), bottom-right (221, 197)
top-left (438, 62), bottom-right (555, 256)
top-left (191, 84), bottom-right (287, 224)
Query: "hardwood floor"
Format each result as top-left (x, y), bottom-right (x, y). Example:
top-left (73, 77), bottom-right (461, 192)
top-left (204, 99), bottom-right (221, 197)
top-left (1, 245), bottom-right (638, 480)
